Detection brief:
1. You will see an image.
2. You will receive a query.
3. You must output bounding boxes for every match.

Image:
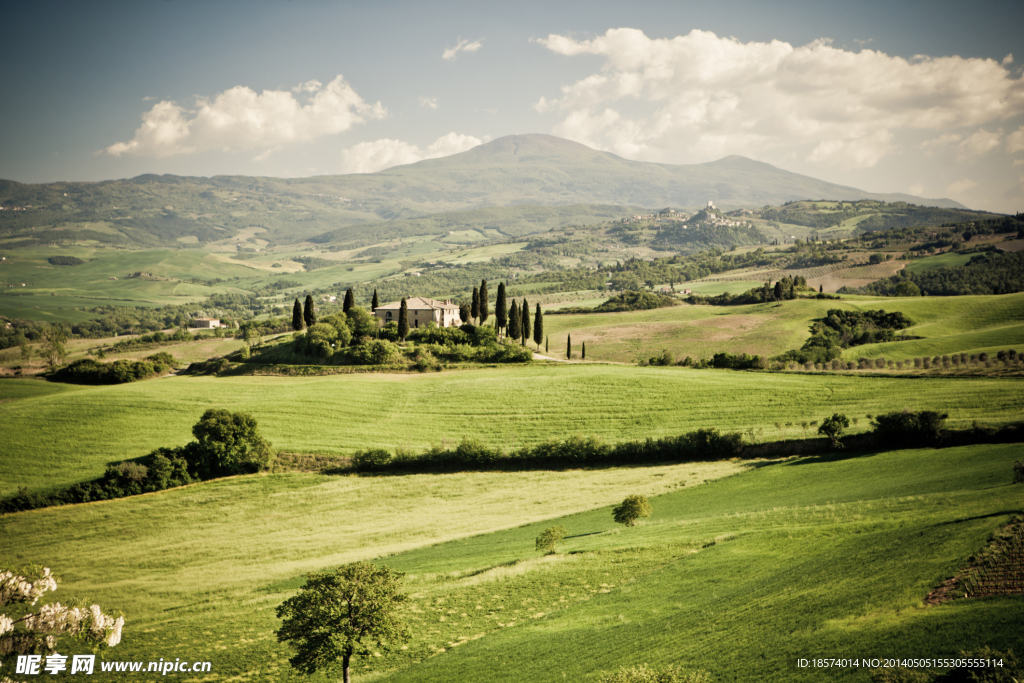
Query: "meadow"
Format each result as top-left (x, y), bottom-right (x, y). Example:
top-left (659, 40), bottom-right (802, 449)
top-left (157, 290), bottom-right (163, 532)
top-left (2, 441), bottom-right (1019, 682)
top-left (3, 365), bottom-right (1024, 496)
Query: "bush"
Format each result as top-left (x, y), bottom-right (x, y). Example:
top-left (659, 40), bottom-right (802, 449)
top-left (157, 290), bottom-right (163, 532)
top-left (352, 448), bottom-right (392, 471)
top-left (189, 409), bottom-right (276, 477)
top-left (535, 525), bottom-right (567, 554)
top-left (871, 410), bottom-right (948, 446)
top-left (613, 494), bottom-right (652, 526)
top-left (352, 339), bottom-right (402, 365)
top-left (598, 664), bottom-right (712, 683)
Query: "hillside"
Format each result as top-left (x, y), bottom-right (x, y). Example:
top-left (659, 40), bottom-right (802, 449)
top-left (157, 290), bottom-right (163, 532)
top-left (0, 135), bottom-right (965, 249)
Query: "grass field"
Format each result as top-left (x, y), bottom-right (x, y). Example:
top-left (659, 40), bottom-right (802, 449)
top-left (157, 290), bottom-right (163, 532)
top-left (541, 293), bottom-right (1024, 363)
top-left (3, 365), bottom-right (1024, 496)
top-left (2, 442), bottom-right (1019, 682)
top-left (905, 252), bottom-right (974, 273)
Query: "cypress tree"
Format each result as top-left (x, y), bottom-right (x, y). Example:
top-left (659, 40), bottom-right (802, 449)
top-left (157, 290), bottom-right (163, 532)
top-left (819, 284), bottom-right (823, 293)
top-left (495, 283), bottom-right (507, 335)
top-left (292, 298), bottom-right (305, 331)
top-left (534, 304), bottom-right (544, 350)
top-left (459, 303), bottom-right (470, 324)
top-left (582, 342), bottom-right (586, 360)
top-left (343, 289), bottom-right (355, 313)
top-left (545, 335), bottom-right (548, 353)
top-left (507, 301), bottom-right (521, 341)
top-left (773, 281), bottom-right (783, 302)
top-left (479, 280), bottom-right (489, 325)
top-left (566, 334), bottom-right (571, 360)
top-left (371, 288), bottom-right (379, 312)
top-left (521, 298), bottom-right (531, 345)
top-left (304, 295), bottom-right (316, 328)
top-left (398, 298), bottom-right (409, 341)
top-left (471, 287), bottom-right (480, 322)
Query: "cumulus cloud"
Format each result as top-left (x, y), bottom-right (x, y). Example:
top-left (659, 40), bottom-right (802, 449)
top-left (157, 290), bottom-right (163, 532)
top-left (1008, 126), bottom-right (1024, 154)
top-left (106, 76), bottom-right (385, 157)
top-left (443, 38), bottom-right (482, 61)
top-left (534, 28), bottom-right (1024, 169)
top-left (956, 128), bottom-right (1002, 161)
top-left (339, 132), bottom-right (485, 174)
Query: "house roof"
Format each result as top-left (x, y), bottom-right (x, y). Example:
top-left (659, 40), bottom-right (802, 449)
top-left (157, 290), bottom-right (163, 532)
top-left (375, 297), bottom-right (460, 311)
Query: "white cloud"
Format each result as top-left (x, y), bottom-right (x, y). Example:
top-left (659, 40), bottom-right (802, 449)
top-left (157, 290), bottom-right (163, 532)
top-left (339, 132), bottom-right (485, 174)
top-left (1008, 126), bottom-right (1024, 154)
top-left (957, 128), bottom-right (1002, 161)
top-left (442, 38), bottom-right (482, 61)
top-left (534, 28), bottom-right (1024, 170)
top-left (106, 75), bottom-right (385, 157)
top-left (921, 132), bottom-right (962, 154)
top-left (418, 96), bottom-right (438, 109)
top-left (947, 178), bottom-right (978, 195)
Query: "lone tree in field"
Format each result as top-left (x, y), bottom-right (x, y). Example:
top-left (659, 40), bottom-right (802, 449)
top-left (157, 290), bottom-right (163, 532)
top-left (292, 299), bottom-right (305, 331)
top-left (818, 413), bottom-right (851, 449)
top-left (398, 298), bottom-right (409, 341)
top-left (190, 408), bottom-right (276, 477)
top-left (41, 325), bottom-right (68, 369)
top-left (507, 300), bottom-right (521, 341)
top-left (566, 334), bottom-right (572, 360)
top-left (582, 341), bottom-right (586, 360)
top-left (276, 562), bottom-right (410, 683)
top-left (521, 298), bottom-right (531, 345)
top-left (343, 289), bottom-right (355, 313)
top-left (371, 288), bottom-right (379, 312)
top-left (471, 286), bottom-right (480, 322)
top-left (613, 494), bottom-right (652, 526)
top-left (304, 295), bottom-right (317, 328)
top-left (536, 525), bottom-right (567, 554)
top-left (479, 280), bottom-right (489, 325)
top-left (534, 305), bottom-right (544, 350)
top-left (495, 282), bottom-right (507, 336)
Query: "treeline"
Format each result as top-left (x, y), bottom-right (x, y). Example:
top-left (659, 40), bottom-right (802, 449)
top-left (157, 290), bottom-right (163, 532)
top-left (776, 308), bottom-right (914, 364)
top-left (548, 291), bottom-right (678, 315)
top-left (1, 409), bottom-right (275, 514)
top-left (841, 250), bottom-right (1024, 297)
top-left (49, 353), bottom-right (177, 385)
top-left (685, 276), bottom-right (819, 306)
top-left (47, 255), bottom-right (85, 266)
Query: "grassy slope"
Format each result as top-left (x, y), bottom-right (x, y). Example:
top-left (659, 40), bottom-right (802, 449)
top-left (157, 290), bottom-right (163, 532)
top-left (3, 366), bottom-right (1024, 496)
top-left (2, 443), bottom-right (1019, 682)
top-left (541, 293), bottom-right (1024, 363)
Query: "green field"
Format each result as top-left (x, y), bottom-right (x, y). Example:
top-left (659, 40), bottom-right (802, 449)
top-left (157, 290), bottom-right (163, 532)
top-left (2, 442), bottom-right (1019, 682)
top-left (905, 252), bottom-right (974, 273)
top-left (3, 365), bottom-right (1024, 496)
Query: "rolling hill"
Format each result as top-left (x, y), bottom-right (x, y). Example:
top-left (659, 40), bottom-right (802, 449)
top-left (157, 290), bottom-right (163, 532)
top-left (0, 135), bottom-right (965, 249)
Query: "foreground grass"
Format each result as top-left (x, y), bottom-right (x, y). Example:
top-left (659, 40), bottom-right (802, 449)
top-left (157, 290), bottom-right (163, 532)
top-left (2, 444), bottom-right (1020, 682)
top-left (3, 366), bottom-right (1024, 495)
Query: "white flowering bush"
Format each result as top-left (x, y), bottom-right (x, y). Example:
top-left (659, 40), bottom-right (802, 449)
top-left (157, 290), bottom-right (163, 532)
top-left (0, 566), bottom-right (123, 659)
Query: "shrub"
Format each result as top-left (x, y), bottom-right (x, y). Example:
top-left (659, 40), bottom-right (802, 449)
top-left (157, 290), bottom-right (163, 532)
top-left (352, 339), bottom-right (402, 365)
top-left (353, 448), bottom-right (392, 471)
top-left (189, 409), bottom-right (276, 477)
top-left (535, 525), bottom-right (567, 554)
top-left (871, 410), bottom-right (948, 447)
top-left (818, 413), bottom-right (850, 449)
top-left (598, 664), bottom-right (712, 683)
top-left (613, 494), bottom-right (652, 526)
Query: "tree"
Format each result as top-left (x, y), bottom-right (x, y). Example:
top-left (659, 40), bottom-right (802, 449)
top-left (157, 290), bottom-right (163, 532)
top-left (397, 298), bottom-right (409, 341)
top-left (189, 409), bottom-right (275, 477)
top-left (41, 326), bottom-right (67, 369)
top-left (1, 565), bottom-right (124, 660)
top-left (471, 287), bottom-right (480, 322)
top-left (292, 299), bottom-right (305, 331)
top-left (304, 295), bottom-right (316, 328)
top-left (613, 494), bottom-right (652, 526)
top-left (495, 282), bottom-right (507, 335)
top-left (19, 339), bottom-right (33, 364)
top-left (459, 303), bottom-right (470, 324)
top-left (343, 289), bottom-right (355, 314)
top-left (582, 341), bottom-right (586, 360)
top-left (479, 280), bottom-right (488, 325)
top-left (819, 284), bottom-right (824, 293)
top-left (818, 413), bottom-right (850, 449)
top-left (371, 289), bottom-right (379, 312)
top-left (276, 562), bottom-right (410, 683)
top-left (773, 281), bottom-right (784, 302)
top-left (566, 333), bottom-right (572, 360)
top-left (545, 335), bottom-right (549, 353)
top-left (535, 526), bottom-right (567, 554)
top-left (521, 298), bottom-right (531, 345)
top-left (507, 300), bottom-right (521, 341)
top-left (534, 305), bottom-right (544, 350)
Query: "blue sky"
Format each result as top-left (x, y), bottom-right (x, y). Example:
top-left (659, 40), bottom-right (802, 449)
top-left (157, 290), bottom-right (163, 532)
top-left (2, 0), bottom-right (1023, 212)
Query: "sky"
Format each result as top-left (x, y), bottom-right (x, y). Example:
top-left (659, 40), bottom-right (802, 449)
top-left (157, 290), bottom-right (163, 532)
top-left (2, 0), bottom-right (1023, 213)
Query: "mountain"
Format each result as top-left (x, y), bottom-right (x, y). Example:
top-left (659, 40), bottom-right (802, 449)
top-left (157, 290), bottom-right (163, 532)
top-left (0, 134), bottom-right (968, 248)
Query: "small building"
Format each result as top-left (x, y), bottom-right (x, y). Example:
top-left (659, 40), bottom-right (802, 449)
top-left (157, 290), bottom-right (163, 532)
top-left (683, 288), bottom-right (692, 295)
top-left (190, 317), bottom-right (222, 329)
top-left (372, 297), bottom-right (462, 329)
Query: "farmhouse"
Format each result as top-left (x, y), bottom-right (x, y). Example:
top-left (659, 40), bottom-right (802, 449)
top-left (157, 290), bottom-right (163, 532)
top-left (373, 297), bottom-right (462, 328)
top-left (190, 317), bottom-right (222, 329)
